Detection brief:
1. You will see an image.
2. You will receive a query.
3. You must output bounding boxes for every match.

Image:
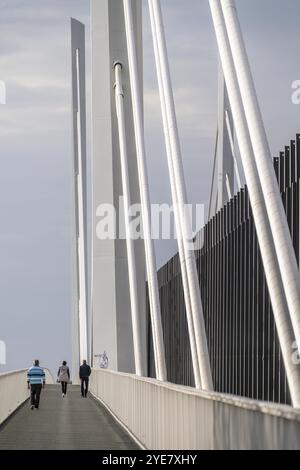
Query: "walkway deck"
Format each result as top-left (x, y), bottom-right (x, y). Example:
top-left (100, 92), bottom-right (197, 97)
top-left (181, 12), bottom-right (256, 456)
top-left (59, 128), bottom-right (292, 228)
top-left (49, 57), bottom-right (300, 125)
top-left (0, 385), bottom-right (139, 450)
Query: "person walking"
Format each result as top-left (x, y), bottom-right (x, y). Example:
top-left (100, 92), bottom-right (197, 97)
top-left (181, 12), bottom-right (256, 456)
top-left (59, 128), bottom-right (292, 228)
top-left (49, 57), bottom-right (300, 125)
top-left (57, 361), bottom-right (70, 397)
top-left (79, 360), bottom-right (91, 397)
top-left (27, 359), bottom-right (46, 410)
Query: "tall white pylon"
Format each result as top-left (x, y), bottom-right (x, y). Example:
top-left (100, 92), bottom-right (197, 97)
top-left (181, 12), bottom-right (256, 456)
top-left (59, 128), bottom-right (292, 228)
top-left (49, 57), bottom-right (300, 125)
top-left (114, 62), bottom-right (144, 377)
top-left (123, 0), bottom-right (167, 382)
top-left (75, 48), bottom-right (88, 364)
top-left (209, 0), bottom-right (300, 408)
top-left (148, 0), bottom-right (213, 391)
top-left (220, 0), bottom-right (300, 354)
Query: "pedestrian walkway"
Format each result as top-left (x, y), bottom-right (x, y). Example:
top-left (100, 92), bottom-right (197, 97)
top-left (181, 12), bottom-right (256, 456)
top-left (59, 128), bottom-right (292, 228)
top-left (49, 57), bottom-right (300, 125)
top-left (0, 385), bottom-right (139, 450)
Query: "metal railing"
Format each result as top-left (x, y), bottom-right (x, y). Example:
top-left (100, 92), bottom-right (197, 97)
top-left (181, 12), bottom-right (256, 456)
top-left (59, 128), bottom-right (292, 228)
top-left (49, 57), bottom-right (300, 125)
top-left (0, 369), bottom-right (53, 425)
top-left (90, 368), bottom-right (300, 450)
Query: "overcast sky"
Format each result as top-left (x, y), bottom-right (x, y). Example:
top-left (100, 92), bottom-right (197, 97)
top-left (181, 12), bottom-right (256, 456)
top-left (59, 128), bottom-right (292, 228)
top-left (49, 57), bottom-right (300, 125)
top-left (1, 0), bottom-right (300, 376)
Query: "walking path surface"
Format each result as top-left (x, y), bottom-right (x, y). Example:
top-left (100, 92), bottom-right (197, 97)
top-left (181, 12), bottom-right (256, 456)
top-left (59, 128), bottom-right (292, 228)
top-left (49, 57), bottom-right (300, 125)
top-left (0, 385), bottom-right (139, 450)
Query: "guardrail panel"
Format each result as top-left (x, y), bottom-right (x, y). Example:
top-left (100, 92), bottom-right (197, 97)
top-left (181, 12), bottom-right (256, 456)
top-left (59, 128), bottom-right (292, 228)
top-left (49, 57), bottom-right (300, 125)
top-left (0, 369), bottom-right (53, 425)
top-left (90, 369), bottom-right (300, 450)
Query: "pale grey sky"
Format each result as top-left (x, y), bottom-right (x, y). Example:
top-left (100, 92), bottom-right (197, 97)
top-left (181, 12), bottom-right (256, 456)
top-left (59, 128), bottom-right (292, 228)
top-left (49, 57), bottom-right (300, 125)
top-left (1, 0), bottom-right (300, 375)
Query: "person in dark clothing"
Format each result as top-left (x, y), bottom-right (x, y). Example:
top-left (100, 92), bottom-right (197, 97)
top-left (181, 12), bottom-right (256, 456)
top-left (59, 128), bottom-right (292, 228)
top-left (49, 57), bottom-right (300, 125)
top-left (79, 360), bottom-right (91, 397)
top-left (27, 359), bottom-right (46, 410)
top-left (57, 361), bottom-right (70, 397)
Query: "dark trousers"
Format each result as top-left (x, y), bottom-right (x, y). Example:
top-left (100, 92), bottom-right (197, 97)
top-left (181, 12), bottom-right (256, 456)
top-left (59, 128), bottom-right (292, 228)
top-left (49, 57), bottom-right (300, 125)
top-left (81, 377), bottom-right (89, 396)
top-left (30, 384), bottom-right (42, 409)
top-left (61, 382), bottom-right (68, 394)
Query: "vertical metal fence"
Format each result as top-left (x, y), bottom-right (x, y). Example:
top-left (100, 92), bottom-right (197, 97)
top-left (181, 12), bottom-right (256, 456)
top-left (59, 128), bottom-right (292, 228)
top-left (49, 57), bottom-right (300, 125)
top-left (147, 134), bottom-right (300, 405)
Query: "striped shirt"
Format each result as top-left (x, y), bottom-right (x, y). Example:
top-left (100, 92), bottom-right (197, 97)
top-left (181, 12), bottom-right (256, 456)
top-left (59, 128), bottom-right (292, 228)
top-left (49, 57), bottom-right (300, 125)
top-left (27, 366), bottom-right (46, 385)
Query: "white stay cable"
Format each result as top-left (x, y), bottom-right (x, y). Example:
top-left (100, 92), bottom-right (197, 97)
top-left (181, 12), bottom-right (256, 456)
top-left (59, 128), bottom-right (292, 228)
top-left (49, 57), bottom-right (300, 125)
top-left (148, 0), bottom-right (201, 388)
top-left (123, 0), bottom-right (167, 381)
top-left (225, 109), bottom-right (242, 190)
top-left (209, 0), bottom-right (300, 408)
top-left (149, 0), bottom-right (213, 391)
top-left (225, 173), bottom-right (232, 200)
top-left (114, 62), bottom-right (144, 377)
top-left (221, 0), bottom-right (300, 353)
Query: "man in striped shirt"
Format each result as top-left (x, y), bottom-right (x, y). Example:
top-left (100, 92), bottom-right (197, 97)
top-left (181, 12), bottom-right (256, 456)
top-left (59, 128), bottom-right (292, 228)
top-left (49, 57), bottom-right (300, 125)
top-left (27, 360), bottom-right (46, 410)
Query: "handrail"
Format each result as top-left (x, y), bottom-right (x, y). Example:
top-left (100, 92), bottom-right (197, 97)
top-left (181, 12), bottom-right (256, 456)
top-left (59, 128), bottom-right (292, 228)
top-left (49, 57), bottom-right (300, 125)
top-left (0, 368), bottom-right (28, 377)
top-left (92, 368), bottom-right (300, 421)
top-left (0, 368), bottom-right (54, 381)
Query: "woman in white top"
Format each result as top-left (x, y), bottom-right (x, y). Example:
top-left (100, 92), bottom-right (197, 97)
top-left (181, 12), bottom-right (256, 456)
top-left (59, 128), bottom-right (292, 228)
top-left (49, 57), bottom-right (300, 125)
top-left (57, 361), bottom-right (70, 397)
